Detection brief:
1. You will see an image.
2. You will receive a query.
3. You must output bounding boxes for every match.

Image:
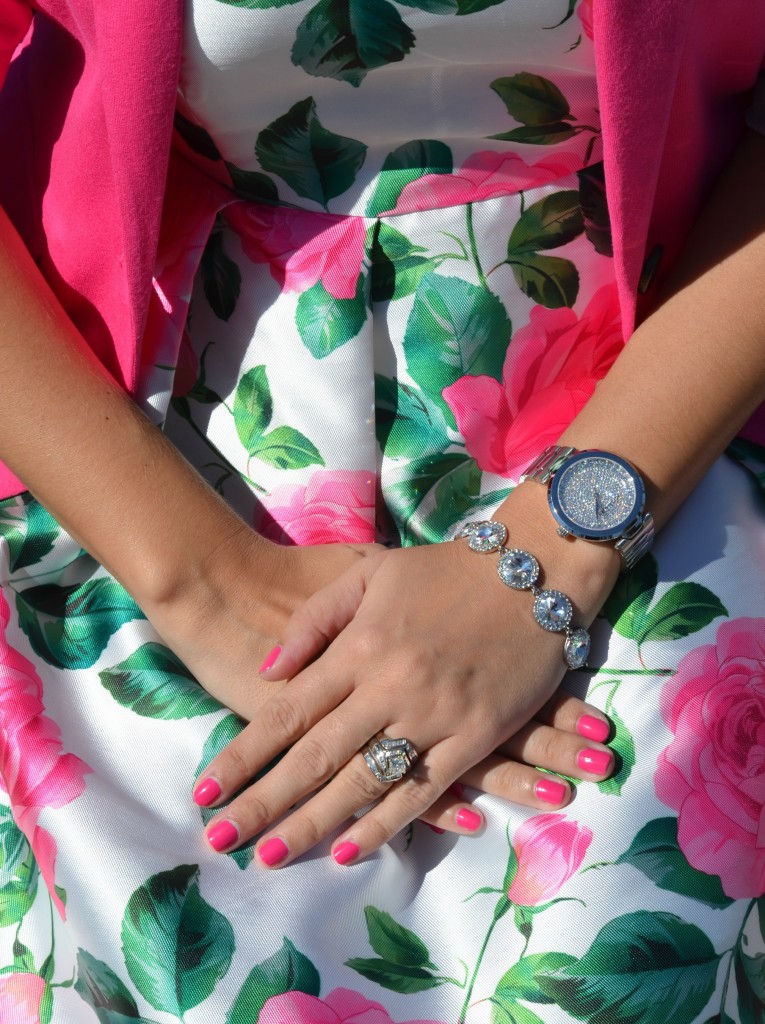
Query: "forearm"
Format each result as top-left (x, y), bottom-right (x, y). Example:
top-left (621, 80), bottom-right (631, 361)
top-left (0, 203), bottom-right (278, 607)
top-left (496, 129), bottom-right (765, 615)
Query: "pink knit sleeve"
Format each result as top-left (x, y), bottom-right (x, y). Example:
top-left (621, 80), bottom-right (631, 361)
top-left (0, 0), bottom-right (32, 90)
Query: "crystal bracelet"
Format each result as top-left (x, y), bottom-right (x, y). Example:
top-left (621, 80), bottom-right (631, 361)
top-left (455, 520), bottom-right (591, 670)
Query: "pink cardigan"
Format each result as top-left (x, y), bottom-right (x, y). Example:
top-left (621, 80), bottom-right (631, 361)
top-left (0, 0), bottom-right (764, 499)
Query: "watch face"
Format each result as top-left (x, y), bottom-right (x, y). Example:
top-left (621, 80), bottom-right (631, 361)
top-left (549, 451), bottom-right (644, 541)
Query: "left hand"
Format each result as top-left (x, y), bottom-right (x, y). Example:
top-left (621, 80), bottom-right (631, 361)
top-left (193, 494), bottom-right (620, 866)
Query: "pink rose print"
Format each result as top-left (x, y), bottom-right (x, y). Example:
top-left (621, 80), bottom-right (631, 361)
top-left (0, 973), bottom-right (46, 1024)
top-left (0, 592), bottom-right (90, 918)
top-left (256, 469), bottom-right (378, 545)
top-left (577, 0), bottom-right (594, 40)
top-left (385, 149), bottom-right (583, 216)
top-left (225, 204), bottom-right (366, 300)
top-left (506, 813), bottom-right (593, 906)
top-left (443, 284), bottom-right (623, 480)
top-left (655, 617), bottom-right (765, 898)
top-left (258, 987), bottom-right (445, 1024)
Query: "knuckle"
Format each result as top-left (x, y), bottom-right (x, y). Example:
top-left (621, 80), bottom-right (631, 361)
top-left (294, 738), bottom-right (335, 786)
top-left (351, 760), bottom-right (387, 804)
top-left (262, 697), bottom-right (305, 743)
top-left (349, 624), bottom-right (382, 661)
top-left (221, 741), bottom-right (256, 783)
top-left (231, 789), bottom-right (273, 832)
top-left (395, 773), bottom-right (440, 815)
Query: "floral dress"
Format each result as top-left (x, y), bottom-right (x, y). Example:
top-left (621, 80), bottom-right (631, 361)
top-left (1, 1), bottom-right (765, 1023)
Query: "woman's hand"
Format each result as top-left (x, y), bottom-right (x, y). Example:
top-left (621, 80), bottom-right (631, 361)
top-left (192, 486), bottom-right (621, 865)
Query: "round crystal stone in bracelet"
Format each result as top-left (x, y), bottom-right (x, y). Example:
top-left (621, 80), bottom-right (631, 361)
top-left (564, 627), bottom-right (591, 669)
top-left (532, 589), bottom-right (573, 632)
top-left (460, 520), bottom-right (508, 553)
top-left (497, 548), bottom-right (540, 590)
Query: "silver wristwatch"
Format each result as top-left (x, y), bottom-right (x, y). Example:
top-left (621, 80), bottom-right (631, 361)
top-left (522, 445), bottom-right (654, 571)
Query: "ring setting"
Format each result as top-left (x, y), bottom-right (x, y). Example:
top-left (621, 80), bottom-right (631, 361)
top-left (363, 736), bottom-right (419, 783)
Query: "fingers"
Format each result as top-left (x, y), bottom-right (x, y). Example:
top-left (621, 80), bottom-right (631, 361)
top-left (260, 556), bottom-right (382, 680)
top-left (534, 691), bottom-right (612, 743)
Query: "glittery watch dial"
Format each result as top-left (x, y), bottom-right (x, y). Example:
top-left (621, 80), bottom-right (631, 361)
top-left (555, 457), bottom-right (638, 533)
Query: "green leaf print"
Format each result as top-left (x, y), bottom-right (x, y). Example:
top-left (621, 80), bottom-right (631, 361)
top-left (506, 191), bottom-right (584, 255)
top-left (98, 642), bottom-right (222, 720)
top-left (403, 273), bottom-right (511, 427)
top-left (491, 73), bottom-right (573, 127)
top-left (39, 986), bottom-right (54, 1024)
top-left (601, 553), bottom-right (658, 641)
top-left (489, 124), bottom-right (578, 145)
top-left (490, 1000), bottom-right (547, 1024)
top-left (415, 456), bottom-right (485, 543)
top-left (0, 498), bottom-right (60, 574)
top-left (506, 253), bottom-right (579, 309)
top-left (736, 947), bottom-right (765, 1024)
top-left (375, 375), bottom-right (450, 459)
top-left (296, 276), bottom-right (368, 358)
top-left (249, 425), bottom-right (325, 470)
top-left (456, 0), bottom-right (506, 13)
top-left (256, 97), bottom-right (367, 208)
top-left (292, 0), bottom-right (415, 88)
top-left (16, 579), bottom-right (145, 669)
top-left (344, 956), bottom-right (444, 994)
top-left (0, 807), bottom-right (39, 927)
top-left (364, 907), bottom-right (438, 969)
top-left (225, 162), bottom-right (280, 203)
top-left (121, 864), bottom-right (234, 1016)
top-left (173, 110), bottom-right (222, 161)
top-left (366, 140), bottom-right (453, 216)
top-left (74, 949), bottom-right (140, 1021)
top-left (615, 818), bottom-right (734, 909)
top-left (536, 911), bottom-right (720, 1024)
top-left (370, 221), bottom-right (444, 302)
top-left (227, 938), bottom-right (320, 1024)
top-left (578, 164), bottom-right (613, 256)
top-left (635, 582), bottom-right (728, 646)
top-left (596, 707), bottom-right (635, 797)
top-left (495, 952), bottom-right (578, 1006)
top-left (200, 231), bottom-right (242, 322)
top-left (234, 365), bottom-right (274, 450)
top-left (397, 0), bottom-right (458, 12)
top-left (196, 714), bottom-right (253, 870)
top-left (385, 452), bottom-right (474, 541)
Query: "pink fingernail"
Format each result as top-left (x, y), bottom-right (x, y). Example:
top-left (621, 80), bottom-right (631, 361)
top-left (332, 841), bottom-right (360, 865)
top-left (455, 808), bottom-right (482, 832)
top-left (535, 777), bottom-right (568, 805)
top-left (207, 820), bottom-right (239, 852)
top-left (259, 645), bottom-right (282, 673)
top-left (193, 777), bottom-right (222, 807)
top-left (258, 836), bottom-right (289, 867)
top-left (577, 715), bottom-right (610, 743)
top-left (425, 823), bottom-right (446, 835)
top-left (577, 748), bottom-right (613, 775)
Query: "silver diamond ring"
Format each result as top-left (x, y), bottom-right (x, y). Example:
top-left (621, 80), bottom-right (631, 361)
top-left (363, 735), bottom-right (419, 783)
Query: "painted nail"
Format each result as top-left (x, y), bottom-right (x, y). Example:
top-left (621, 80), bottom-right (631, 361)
top-left (577, 715), bottom-right (610, 743)
top-left (193, 777), bottom-right (222, 807)
top-left (577, 748), bottom-right (613, 776)
top-left (259, 645), bottom-right (282, 673)
top-left (207, 820), bottom-right (239, 852)
top-left (425, 823), bottom-right (446, 835)
top-left (258, 836), bottom-right (289, 867)
top-left (535, 777), bottom-right (568, 805)
top-left (455, 807), bottom-right (482, 832)
top-left (332, 841), bottom-right (360, 865)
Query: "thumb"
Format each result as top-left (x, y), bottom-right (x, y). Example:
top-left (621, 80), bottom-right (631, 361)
top-left (259, 552), bottom-right (383, 680)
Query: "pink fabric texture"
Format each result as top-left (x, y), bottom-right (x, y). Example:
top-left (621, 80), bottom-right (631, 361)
top-left (0, 972), bottom-right (46, 1024)
top-left (655, 617), bottom-right (765, 898)
top-left (255, 469), bottom-right (378, 545)
top-left (0, 0), bottom-right (764, 498)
